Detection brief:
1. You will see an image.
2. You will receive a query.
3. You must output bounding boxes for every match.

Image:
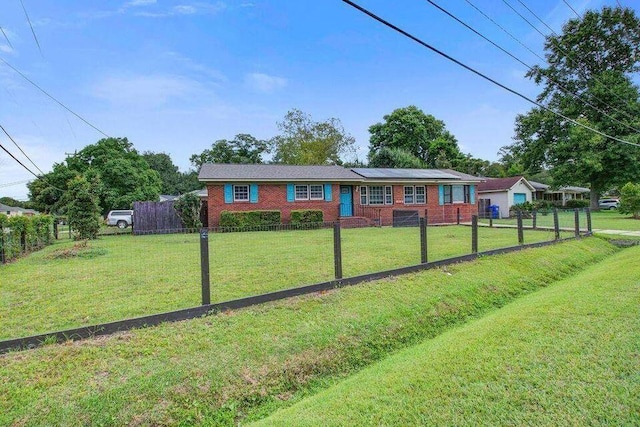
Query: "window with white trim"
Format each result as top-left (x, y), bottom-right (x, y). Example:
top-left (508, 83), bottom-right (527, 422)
top-left (310, 184), bottom-right (324, 200)
top-left (294, 184), bottom-right (324, 201)
top-left (442, 185), bottom-right (470, 204)
top-left (404, 186), bottom-right (426, 204)
top-left (234, 185), bottom-right (249, 201)
top-left (295, 185), bottom-right (309, 200)
top-left (360, 185), bottom-right (393, 205)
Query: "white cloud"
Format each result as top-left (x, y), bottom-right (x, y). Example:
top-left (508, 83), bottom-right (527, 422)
top-left (174, 5), bottom-right (197, 15)
top-left (244, 73), bottom-right (287, 94)
top-left (91, 74), bottom-right (206, 106)
top-left (133, 2), bottom-right (226, 18)
top-left (0, 45), bottom-right (13, 54)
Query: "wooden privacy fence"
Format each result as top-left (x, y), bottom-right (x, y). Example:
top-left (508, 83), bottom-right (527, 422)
top-left (133, 201), bottom-right (183, 234)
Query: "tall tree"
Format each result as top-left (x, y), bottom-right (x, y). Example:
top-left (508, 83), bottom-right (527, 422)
top-left (271, 109), bottom-right (356, 165)
top-left (503, 6), bottom-right (640, 208)
top-left (368, 106), bottom-right (463, 168)
top-left (28, 137), bottom-right (162, 214)
top-left (190, 134), bottom-right (269, 168)
top-left (143, 151), bottom-right (200, 195)
top-left (368, 147), bottom-right (425, 168)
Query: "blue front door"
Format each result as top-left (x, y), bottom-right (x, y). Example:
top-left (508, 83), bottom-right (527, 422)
top-left (340, 186), bottom-right (353, 217)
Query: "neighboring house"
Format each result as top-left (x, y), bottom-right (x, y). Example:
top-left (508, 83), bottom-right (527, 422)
top-left (529, 181), bottom-right (549, 201)
top-left (159, 195), bottom-right (179, 202)
top-left (198, 164), bottom-right (482, 227)
top-left (0, 203), bottom-right (37, 217)
top-left (477, 176), bottom-right (535, 219)
top-left (544, 186), bottom-right (590, 206)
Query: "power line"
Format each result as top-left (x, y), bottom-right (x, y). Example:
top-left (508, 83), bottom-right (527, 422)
top-left (501, 0), bottom-right (547, 39)
top-left (0, 26), bottom-right (13, 49)
top-left (562, 0), bottom-right (581, 18)
top-left (0, 179), bottom-right (31, 188)
top-left (19, 0), bottom-right (42, 55)
top-left (466, 0), bottom-right (640, 124)
top-left (0, 124), bottom-right (47, 175)
top-left (0, 140), bottom-right (39, 179)
top-left (0, 58), bottom-right (110, 137)
top-left (425, 0), bottom-right (640, 135)
top-left (515, 0), bottom-right (556, 34)
top-left (341, 0), bottom-right (640, 149)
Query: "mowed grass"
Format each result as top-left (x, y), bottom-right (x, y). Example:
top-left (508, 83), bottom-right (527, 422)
top-left (480, 208), bottom-right (640, 231)
top-left (1, 225), bottom-right (569, 339)
top-left (257, 244), bottom-right (640, 426)
top-left (0, 239), bottom-right (616, 426)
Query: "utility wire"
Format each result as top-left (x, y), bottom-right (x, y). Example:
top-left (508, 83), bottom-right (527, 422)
top-left (341, 0), bottom-right (640, 149)
top-left (515, 0), bottom-right (556, 34)
top-left (501, 0), bottom-right (547, 38)
top-left (0, 26), bottom-right (13, 49)
top-left (19, 0), bottom-right (42, 55)
top-left (0, 179), bottom-right (31, 188)
top-left (0, 141), bottom-right (39, 178)
top-left (0, 58), bottom-right (110, 137)
top-left (466, 0), bottom-right (640, 124)
top-left (0, 124), bottom-right (47, 175)
top-left (425, 0), bottom-right (640, 134)
top-left (562, 0), bottom-right (581, 18)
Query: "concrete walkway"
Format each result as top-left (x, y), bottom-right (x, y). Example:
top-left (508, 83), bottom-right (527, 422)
top-left (592, 229), bottom-right (640, 237)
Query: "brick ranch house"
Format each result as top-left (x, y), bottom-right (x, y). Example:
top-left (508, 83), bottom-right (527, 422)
top-left (198, 164), bottom-right (483, 227)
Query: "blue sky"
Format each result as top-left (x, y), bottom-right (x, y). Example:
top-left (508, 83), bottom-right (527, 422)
top-left (0, 0), bottom-right (635, 200)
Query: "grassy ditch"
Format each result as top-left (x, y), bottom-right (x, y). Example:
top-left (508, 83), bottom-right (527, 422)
top-left (0, 238), bottom-right (616, 426)
top-left (256, 244), bottom-right (640, 426)
top-left (1, 225), bottom-right (566, 339)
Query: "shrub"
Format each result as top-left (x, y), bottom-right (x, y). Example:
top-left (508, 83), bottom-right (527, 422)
top-left (565, 199), bottom-right (589, 208)
top-left (0, 214), bottom-right (54, 262)
top-left (290, 210), bottom-right (323, 224)
top-left (619, 182), bottom-right (640, 219)
top-left (219, 211), bottom-right (281, 229)
top-left (66, 176), bottom-right (102, 240)
top-left (173, 192), bottom-right (202, 231)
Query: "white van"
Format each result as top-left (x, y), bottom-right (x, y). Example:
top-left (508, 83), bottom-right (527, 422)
top-left (106, 210), bottom-right (134, 228)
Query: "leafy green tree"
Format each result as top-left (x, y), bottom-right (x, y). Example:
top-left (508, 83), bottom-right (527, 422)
top-left (28, 137), bottom-right (162, 215)
top-left (143, 151), bottom-right (200, 195)
top-left (173, 192), bottom-right (202, 230)
top-left (0, 197), bottom-right (26, 208)
top-left (369, 147), bottom-right (425, 168)
top-left (503, 6), bottom-right (640, 208)
top-left (619, 182), bottom-right (640, 218)
top-left (368, 106), bottom-right (463, 168)
top-left (271, 109), bottom-right (356, 165)
top-left (190, 134), bottom-right (269, 168)
top-left (66, 175), bottom-right (102, 240)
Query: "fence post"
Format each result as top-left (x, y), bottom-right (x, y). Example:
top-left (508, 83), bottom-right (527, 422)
top-left (472, 215), bottom-right (478, 254)
top-left (456, 208), bottom-right (460, 225)
top-left (586, 207), bottom-right (592, 234)
top-left (574, 208), bottom-right (580, 238)
top-left (333, 222), bottom-right (343, 280)
top-left (489, 215), bottom-right (493, 227)
top-left (532, 209), bottom-right (537, 230)
top-left (0, 233), bottom-right (5, 264)
top-left (517, 210), bottom-right (524, 245)
top-left (419, 217), bottom-right (427, 263)
top-left (553, 208), bottom-right (560, 240)
top-left (200, 228), bottom-right (211, 305)
top-left (53, 221), bottom-right (58, 240)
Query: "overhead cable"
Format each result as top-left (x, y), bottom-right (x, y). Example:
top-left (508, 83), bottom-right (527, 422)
top-left (425, 0), bottom-right (640, 134)
top-left (340, 0), bottom-right (640, 149)
top-left (0, 58), bottom-right (110, 137)
top-left (0, 124), bottom-right (47, 175)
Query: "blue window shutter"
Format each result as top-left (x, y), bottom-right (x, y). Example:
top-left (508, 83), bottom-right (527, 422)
top-left (224, 184), bottom-right (233, 204)
top-left (249, 184), bottom-right (258, 203)
top-left (324, 183), bottom-right (332, 201)
top-left (470, 185), bottom-right (475, 204)
top-left (438, 185), bottom-right (444, 205)
top-left (287, 183), bottom-right (295, 202)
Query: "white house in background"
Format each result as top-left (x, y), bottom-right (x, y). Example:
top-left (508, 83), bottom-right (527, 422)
top-left (529, 181), bottom-right (590, 206)
top-left (0, 203), bottom-right (37, 217)
top-left (477, 176), bottom-right (535, 219)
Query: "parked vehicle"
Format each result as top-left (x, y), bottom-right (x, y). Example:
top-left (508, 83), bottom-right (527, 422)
top-left (106, 210), bottom-right (134, 228)
top-left (598, 198), bottom-right (619, 210)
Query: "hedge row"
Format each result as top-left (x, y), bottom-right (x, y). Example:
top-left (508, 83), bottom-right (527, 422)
top-left (0, 214), bottom-right (54, 263)
top-left (219, 211), bottom-right (282, 228)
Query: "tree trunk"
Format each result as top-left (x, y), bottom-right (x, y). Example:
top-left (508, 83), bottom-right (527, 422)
top-left (590, 187), bottom-right (600, 210)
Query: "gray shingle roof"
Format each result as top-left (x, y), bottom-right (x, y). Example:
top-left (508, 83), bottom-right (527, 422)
top-left (198, 164), bottom-right (363, 181)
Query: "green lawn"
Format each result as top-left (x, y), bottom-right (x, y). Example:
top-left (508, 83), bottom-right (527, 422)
top-left (1, 225), bottom-right (570, 339)
top-left (257, 243), bottom-right (640, 426)
top-left (0, 239), bottom-right (617, 426)
top-left (480, 208), bottom-right (640, 231)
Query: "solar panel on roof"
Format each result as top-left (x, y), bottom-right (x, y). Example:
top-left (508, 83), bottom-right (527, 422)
top-left (351, 168), bottom-right (460, 180)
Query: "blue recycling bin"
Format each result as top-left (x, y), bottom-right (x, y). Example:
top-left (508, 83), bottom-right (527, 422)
top-left (489, 205), bottom-right (499, 219)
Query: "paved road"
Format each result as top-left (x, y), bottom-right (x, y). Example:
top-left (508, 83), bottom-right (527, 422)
top-left (593, 229), bottom-right (640, 237)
